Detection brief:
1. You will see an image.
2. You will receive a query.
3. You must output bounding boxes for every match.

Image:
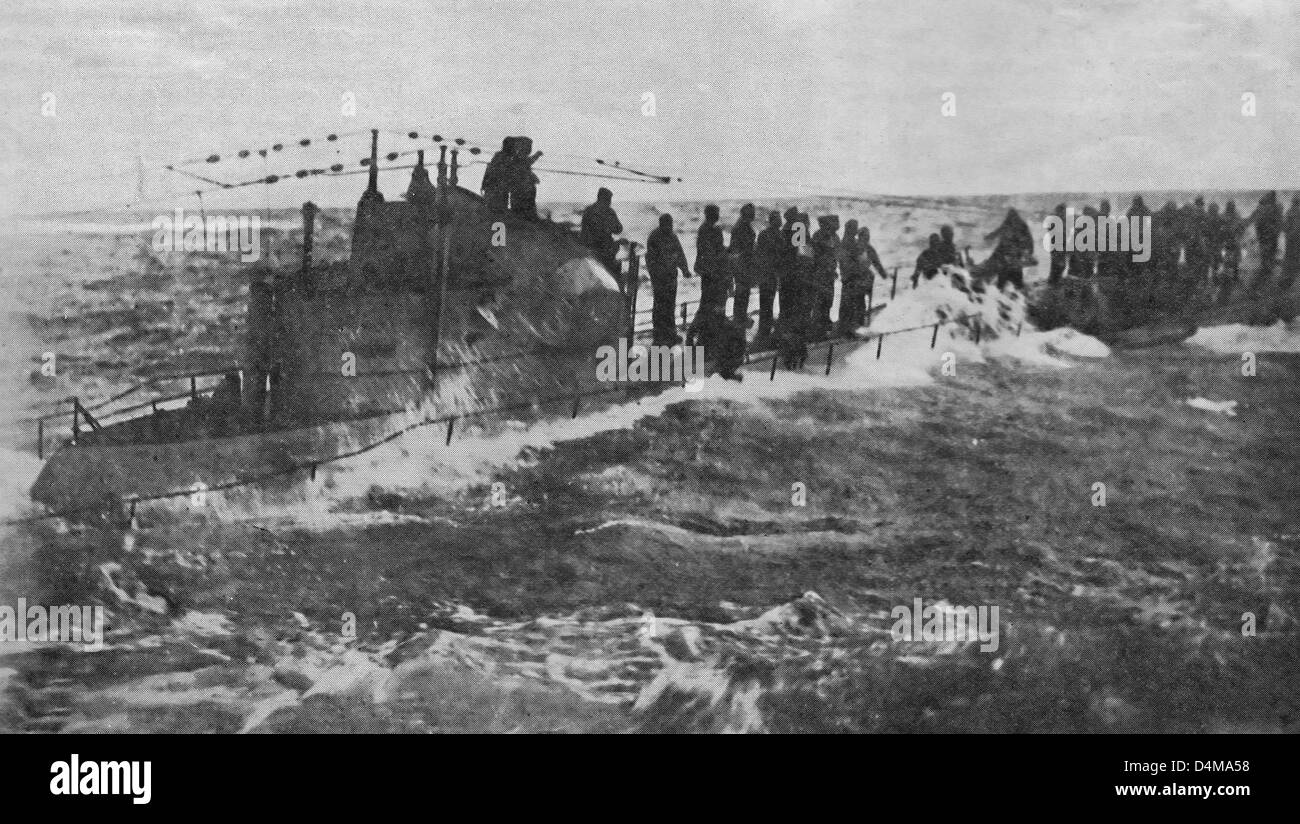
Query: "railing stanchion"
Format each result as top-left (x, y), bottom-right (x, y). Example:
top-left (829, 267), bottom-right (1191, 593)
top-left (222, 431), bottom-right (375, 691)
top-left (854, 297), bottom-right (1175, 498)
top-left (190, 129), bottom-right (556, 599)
top-left (770, 353), bottom-right (778, 381)
top-left (931, 323), bottom-right (940, 349)
top-left (37, 419), bottom-right (43, 460)
top-left (825, 342), bottom-right (834, 376)
top-left (876, 334), bottom-right (884, 359)
top-left (891, 267), bottom-right (898, 299)
top-left (625, 243), bottom-right (640, 343)
top-left (445, 418), bottom-right (455, 446)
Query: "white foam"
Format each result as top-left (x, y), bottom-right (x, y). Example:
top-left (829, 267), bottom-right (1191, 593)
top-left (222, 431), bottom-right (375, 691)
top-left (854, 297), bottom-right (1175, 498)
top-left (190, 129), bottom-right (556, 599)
top-left (244, 267), bottom-right (1055, 524)
top-left (1185, 397), bottom-right (1238, 416)
top-left (10, 262), bottom-right (1104, 532)
top-left (0, 448), bottom-right (43, 522)
top-left (1039, 327), bottom-right (1111, 359)
top-left (1187, 320), bottom-right (1300, 354)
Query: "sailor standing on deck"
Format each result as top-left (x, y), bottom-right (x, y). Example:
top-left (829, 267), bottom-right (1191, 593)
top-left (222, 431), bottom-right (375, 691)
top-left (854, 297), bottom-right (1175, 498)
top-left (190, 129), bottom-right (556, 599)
top-left (1246, 191), bottom-right (1282, 287)
top-left (1071, 206), bottom-right (1099, 281)
top-left (1205, 202), bottom-right (1224, 279)
top-left (1096, 199), bottom-right (1127, 281)
top-left (509, 137), bottom-right (543, 220)
top-left (1282, 196), bottom-right (1300, 291)
top-left (646, 214), bottom-right (692, 346)
top-left (1220, 200), bottom-right (1243, 288)
top-left (937, 225), bottom-right (960, 267)
top-left (1152, 201), bottom-right (1180, 285)
top-left (776, 212), bottom-right (815, 368)
top-left (753, 210), bottom-right (784, 346)
top-left (1206, 202), bottom-right (1236, 304)
top-left (694, 204), bottom-right (728, 317)
top-left (728, 204), bottom-right (757, 326)
top-left (1125, 196), bottom-right (1152, 282)
top-left (1179, 196), bottom-right (1210, 287)
top-left (481, 137), bottom-right (515, 212)
top-left (858, 226), bottom-right (887, 302)
top-left (810, 215), bottom-right (841, 339)
top-left (580, 187), bottom-right (624, 287)
top-left (1048, 204), bottom-right (1069, 284)
top-left (778, 207), bottom-right (801, 331)
top-left (836, 219), bottom-right (864, 336)
top-left (984, 207), bottom-right (1033, 291)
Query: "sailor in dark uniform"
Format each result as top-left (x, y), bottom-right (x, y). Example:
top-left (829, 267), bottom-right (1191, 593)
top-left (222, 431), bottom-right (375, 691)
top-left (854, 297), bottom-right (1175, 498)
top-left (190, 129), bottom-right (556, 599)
top-left (913, 234), bottom-right (943, 288)
top-left (985, 208), bottom-right (1033, 291)
top-left (1096, 199), bottom-right (1127, 281)
top-left (753, 210), bottom-right (784, 345)
top-left (776, 212), bottom-right (815, 369)
top-left (728, 204), bottom-right (757, 326)
top-left (937, 224), bottom-right (960, 267)
top-left (509, 137), bottom-right (543, 220)
top-left (1220, 200), bottom-right (1243, 288)
top-left (1151, 201), bottom-right (1180, 285)
top-left (646, 213), bottom-right (692, 346)
top-left (810, 215), bottom-right (841, 339)
top-left (1047, 204), bottom-right (1068, 284)
top-left (1282, 196), bottom-right (1300, 291)
top-left (1125, 196), bottom-right (1152, 282)
top-left (1247, 190), bottom-right (1282, 285)
top-left (694, 204), bottom-right (728, 317)
top-left (579, 187), bottom-right (624, 287)
top-left (837, 219), bottom-right (863, 336)
top-left (1070, 206), bottom-right (1099, 282)
top-left (686, 305), bottom-right (746, 381)
top-left (481, 137), bottom-right (515, 212)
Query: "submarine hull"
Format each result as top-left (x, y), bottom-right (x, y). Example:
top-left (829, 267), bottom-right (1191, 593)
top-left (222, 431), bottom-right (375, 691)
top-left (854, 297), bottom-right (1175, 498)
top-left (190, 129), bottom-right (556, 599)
top-left (29, 177), bottom-right (633, 523)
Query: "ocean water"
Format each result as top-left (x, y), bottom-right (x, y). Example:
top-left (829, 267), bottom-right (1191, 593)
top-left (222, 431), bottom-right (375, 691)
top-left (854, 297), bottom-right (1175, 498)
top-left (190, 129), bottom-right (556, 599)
top-left (1, 195), bottom-right (1297, 733)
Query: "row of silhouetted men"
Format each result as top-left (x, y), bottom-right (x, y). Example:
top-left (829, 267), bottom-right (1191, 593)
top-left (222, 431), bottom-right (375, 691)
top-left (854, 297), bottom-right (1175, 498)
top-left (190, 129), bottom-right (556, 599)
top-left (485, 143), bottom-right (1297, 332)
top-left (576, 192), bottom-right (1300, 351)
top-left (1044, 192), bottom-right (1300, 304)
top-left (583, 198), bottom-right (907, 352)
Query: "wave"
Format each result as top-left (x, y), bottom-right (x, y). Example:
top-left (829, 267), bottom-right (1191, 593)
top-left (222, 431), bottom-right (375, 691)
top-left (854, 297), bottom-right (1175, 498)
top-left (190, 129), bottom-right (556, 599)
top-left (1187, 319), bottom-right (1300, 354)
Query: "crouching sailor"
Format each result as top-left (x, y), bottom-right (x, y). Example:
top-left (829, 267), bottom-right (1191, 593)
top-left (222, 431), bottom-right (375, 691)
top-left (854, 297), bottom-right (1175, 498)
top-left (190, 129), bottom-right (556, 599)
top-left (686, 304), bottom-right (747, 381)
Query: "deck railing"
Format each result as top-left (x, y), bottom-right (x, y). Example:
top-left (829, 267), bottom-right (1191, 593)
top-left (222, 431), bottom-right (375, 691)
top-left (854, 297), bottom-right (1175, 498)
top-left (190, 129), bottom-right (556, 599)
top-left (32, 366), bottom-right (239, 459)
top-left (16, 255), bottom-right (1007, 527)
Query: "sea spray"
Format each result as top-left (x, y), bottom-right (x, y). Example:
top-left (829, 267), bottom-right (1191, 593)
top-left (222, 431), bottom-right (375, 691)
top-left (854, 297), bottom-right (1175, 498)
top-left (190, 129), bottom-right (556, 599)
top-left (1187, 320), bottom-right (1300, 354)
top-left (175, 265), bottom-right (1080, 527)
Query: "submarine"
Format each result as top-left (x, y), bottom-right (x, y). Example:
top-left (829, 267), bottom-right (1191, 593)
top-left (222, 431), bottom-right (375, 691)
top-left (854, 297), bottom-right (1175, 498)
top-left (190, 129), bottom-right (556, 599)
top-left (30, 130), bottom-right (633, 523)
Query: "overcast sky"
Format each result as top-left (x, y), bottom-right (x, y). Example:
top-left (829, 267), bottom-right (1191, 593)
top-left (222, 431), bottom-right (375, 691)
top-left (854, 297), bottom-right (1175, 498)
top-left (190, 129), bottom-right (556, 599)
top-left (2, 0), bottom-right (1298, 215)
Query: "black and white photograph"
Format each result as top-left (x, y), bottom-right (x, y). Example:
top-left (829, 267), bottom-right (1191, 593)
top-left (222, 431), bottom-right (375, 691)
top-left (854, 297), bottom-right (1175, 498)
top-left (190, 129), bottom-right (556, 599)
top-left (0, 0), bottom-right (1295, 760)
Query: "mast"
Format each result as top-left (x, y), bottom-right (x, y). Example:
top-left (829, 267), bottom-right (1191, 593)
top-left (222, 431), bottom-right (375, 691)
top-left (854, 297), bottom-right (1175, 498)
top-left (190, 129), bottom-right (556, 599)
top-left (300, 201), bottom-right (318, 282)
top-left (352, 129), bottom-right (385, 260)
top-left (365, 128), bottom-right (380, 194)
